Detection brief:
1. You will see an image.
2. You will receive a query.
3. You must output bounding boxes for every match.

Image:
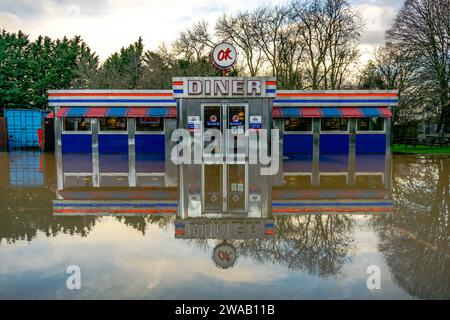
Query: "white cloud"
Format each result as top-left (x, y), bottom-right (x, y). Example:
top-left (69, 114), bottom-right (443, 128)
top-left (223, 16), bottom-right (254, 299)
top-left (0, 0), bottom-right (284, 60)
top-left (0, 0), bottom-right (400, 62)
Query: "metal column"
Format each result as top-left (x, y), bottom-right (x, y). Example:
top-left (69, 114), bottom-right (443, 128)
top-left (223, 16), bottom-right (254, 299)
top-left (55, 111), bottom-right (64, 194)
top-left (91, 118), bottom-right (100, 187)
top-left (347, 118), bottom-right (357, 186)
top-left (312, 118), bottom-right (321, 186)
top-left (128, 118), bottom-right (136, 187)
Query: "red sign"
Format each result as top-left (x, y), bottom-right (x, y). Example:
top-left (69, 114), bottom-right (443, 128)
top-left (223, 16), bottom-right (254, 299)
top-left (141, 117), bottom-right (160, 124)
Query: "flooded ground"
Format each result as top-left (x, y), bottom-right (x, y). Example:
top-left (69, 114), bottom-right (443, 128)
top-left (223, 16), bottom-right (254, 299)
top-left (0, 151), bottom-right (448, 299)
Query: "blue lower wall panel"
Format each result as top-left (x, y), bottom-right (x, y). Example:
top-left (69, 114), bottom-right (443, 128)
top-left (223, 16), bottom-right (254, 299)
top-left (99, 134), bottom-right (128, 154)
top-left (356, 134), bottom-right (387, 154)
top-left (135, 135), bottom-right (165, 160)
top-left (320, 134), bottom-right (349, 155)
top-left (62, 134), bottom-right (92, 154)
top-left (283, 134), bottom-right (313, 158)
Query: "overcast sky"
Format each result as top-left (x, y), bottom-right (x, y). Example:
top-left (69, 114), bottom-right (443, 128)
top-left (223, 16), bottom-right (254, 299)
top-left (0, 0), bottom-right (404, 63)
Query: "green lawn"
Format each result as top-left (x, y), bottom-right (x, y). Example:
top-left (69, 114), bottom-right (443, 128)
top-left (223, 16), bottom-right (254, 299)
top-left (393, 144), bottom-right (450, 155)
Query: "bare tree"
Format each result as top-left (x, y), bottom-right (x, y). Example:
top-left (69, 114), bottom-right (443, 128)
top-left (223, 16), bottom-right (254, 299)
top-left (291, 0), bottom-right (362, 89)
top-left (387, 0), bottom-right (450, 133)
top-left (358, 44), bottom-right (419, 124)
top-left (216, 12), bottom-right (264, 76)
top-left (172, 21), bottom-right (215, 62)
top-left (251, 5), bottom-right (292, 78)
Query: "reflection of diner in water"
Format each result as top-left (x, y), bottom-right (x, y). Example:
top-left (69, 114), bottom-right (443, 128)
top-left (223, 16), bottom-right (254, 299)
top-left (51, 152), bottom-right (394, 271)
top-left (2, 150), bottom-right (448, 298)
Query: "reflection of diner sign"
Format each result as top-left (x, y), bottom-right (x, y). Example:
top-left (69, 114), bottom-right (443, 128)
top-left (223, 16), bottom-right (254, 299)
top-left (174, 219), bottom-right (276, 240)
top-left (212, 242), bottom-right (237, 269)
top-left (211, 42), bottom-right (237, 70)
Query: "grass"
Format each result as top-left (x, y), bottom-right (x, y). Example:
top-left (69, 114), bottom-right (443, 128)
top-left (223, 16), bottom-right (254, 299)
top-left (393, 144), bottom-right (450, 155)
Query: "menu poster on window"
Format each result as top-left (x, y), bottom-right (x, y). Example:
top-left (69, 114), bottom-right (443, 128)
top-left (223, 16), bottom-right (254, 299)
top-left (141, 117), bottom-right (160, 124)
top-left (249, 115), bottom-right (262, 129)
top-left (188, 116), bottom-right (200, 130)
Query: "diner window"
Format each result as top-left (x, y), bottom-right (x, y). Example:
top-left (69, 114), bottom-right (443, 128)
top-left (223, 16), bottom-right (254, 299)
top-left (99, 117), bottom-right (127, 131)
top-left (136, 117), bottom-right (164, 132)
top-left (321, 118), bottom-right (348, 131)
top-left (284, 118), bottom-right (312, 132)
top-left (357, 117), bottom-right (385, 131)
top-left (63, 118), bottom-right (91, 132)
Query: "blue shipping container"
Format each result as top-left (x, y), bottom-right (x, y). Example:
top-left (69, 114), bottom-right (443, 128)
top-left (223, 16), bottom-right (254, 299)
top-left (4, 109), bottom-right (49, 149)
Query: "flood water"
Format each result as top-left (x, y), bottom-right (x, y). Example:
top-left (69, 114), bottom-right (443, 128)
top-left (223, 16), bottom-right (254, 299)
top-left (0, 151), bottom-right (448, 300)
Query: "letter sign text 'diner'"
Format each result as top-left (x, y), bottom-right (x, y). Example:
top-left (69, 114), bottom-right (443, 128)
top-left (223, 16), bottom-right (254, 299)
top-left (211, 42), bottom-right (238, 70)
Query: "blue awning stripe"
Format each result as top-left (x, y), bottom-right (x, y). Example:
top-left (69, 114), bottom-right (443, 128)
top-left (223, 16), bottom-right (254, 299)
top-left (321, 108), bottom-right (342, 117)
top-left (65, 107), bottom-right (88, 117)
top-left (148, 107), bottom-right (169, 117)
top-left (360, 108), bottom-right (382, 117)
top-left (107, 107), bottom-right (127, 117)
top-left (281, 108), bottom-right (301, 117)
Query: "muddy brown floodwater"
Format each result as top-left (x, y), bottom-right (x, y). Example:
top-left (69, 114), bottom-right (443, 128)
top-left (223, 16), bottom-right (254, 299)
top-left (0, 151), bottom-right (448, 299)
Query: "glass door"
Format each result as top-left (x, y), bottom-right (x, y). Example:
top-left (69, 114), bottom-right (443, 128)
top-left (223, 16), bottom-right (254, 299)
top-left (202, 105), bottom-right (222, 158)
top-left (226, 105), bottom-right (248, 161)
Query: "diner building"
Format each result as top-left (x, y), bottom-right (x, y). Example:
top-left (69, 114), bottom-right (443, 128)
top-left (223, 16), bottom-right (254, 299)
top-left (48, 77), bottom-right (397, 190)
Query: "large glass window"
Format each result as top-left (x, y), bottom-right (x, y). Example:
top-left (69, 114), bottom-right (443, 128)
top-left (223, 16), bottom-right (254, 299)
top-left (321, 118), bottom-right (348, 131)
top-left (136, 117), bottom-right (164, 132)
top-left (63, 118), bottom-right (91, 132)
top-left (357, 117), bottom-right (385, 131)
top-left (284, 118), bottom-right (312, 132)
top-left (99, 117), bottom-right (127, 131)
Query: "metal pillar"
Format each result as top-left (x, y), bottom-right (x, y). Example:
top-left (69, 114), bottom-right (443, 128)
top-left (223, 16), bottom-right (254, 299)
top-left (55, 111), bottom-right (64, 193)
top-left (312, 118), bottom-right (321, 186)
top-left (128, 118), bottom-right (136, 187)
top-left (347, 118), bottom-right (357, 186)
top-left (91, 118), bottom-right (100, 187)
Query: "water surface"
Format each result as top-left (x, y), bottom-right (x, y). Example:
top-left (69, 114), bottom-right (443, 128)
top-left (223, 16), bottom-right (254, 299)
top-left (0, 152), bottom-right (448, 299)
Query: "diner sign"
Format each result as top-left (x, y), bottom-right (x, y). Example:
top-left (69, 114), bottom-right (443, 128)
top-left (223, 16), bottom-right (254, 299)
top-left (173, 77), bottom-right (277, 98)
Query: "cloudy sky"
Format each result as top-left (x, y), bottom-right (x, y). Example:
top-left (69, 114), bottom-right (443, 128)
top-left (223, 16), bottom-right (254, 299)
top-left (0, 0), bottom-right (404, 62)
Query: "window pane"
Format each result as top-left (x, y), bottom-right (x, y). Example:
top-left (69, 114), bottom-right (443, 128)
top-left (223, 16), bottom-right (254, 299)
top-left (136, 117), bottom-right (164, 131)
top-left (358, 117), bottom-right (370, 131)
top-left (358, 117), bottom-right (384, 131)
top-left (99, 117), bottom-right (127, 131)
top-left (370, 117), bottom-right (384, 131)
top-left (64, 118), bottom-right (91, 131)
top-left (284, 118), bottom-right (312, 132)
top-left (321, 118), bottom-right (348, 131)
